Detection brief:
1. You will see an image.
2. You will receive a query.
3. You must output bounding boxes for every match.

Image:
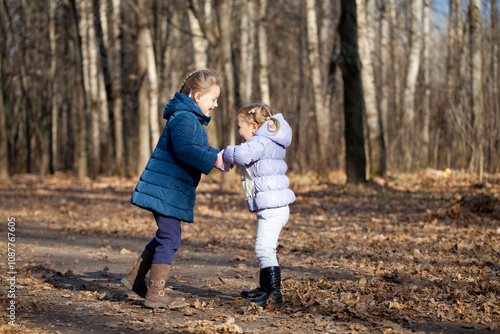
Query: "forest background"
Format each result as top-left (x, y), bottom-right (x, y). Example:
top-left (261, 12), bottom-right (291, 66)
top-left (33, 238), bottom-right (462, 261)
top-left (0, 0), bottom-right (499, 183)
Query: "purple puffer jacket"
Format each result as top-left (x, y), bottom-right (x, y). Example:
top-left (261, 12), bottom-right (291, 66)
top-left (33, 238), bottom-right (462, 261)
top-left (223, 113), bottom-right (296, 212)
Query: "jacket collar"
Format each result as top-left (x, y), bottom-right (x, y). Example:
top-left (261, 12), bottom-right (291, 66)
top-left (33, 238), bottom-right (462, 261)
top-left (163, 92), bottom-right (212, 125)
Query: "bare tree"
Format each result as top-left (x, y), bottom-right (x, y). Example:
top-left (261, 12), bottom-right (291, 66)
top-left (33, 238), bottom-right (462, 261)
top-left (421, 0), bottom-right (430, 164)
top-left (110, 0), bottom-right (124, 176)
top-left (187, 0), bottom-right (219, 150)
top-left (136, 0), bottom-right (151, 174)
top-left (49, 0), bottom-right (59, 173)
top-left (319, 0), bottom-right (337, 112)
top-left (0, 53), bottom-right (7, 180)
top-left (219, 0), bottom-right (236, 144)
top-left (0, 1), bottom-right (8, 180)
top-left (339, 0), bottom-right (366, 184)
top-left (446, 0), bottom-right (469, 170)
top-left (96, 0), bottom-right (113, 174)
top-left (84, 0), bottom-right (101, 177)
top-left (239, 0), bottom-right (256, 105)
top-left (379, 0), bottom-right (390, 165)
top-left (357, 0), bottom-right (385, 177)
top-left (490, 0), bottom-right (499, 173)
top-left (469, 0), bottom-right (483, 183)
top-left (258, 0), bottom-right (270, 104)
top-left (306, 0), bottom-right (330, 176)
top-left (73, 0), bottom-right (89, 179)
top-left (188, 1), bottom-right (208, 69)
top-left (446, 0), bottom-right (456, 106)
top-left (402, 0), bottom-right (422, 170)
top-left (456, 0), bottom-right (465, 88)
top-left (388, 0), bottom-right (401, 169)
top-left (162, 1), bottom-right (185, 105)
top-left (218, 0), bottom-right (236, 189)
top-left (146, 29), bottom-right (160, 152)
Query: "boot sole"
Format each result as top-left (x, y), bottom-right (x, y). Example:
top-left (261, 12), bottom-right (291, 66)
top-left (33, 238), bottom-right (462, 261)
top-left (250, 293), bottom-right (283, 307)
top-left (241, 291), bottom-right (265, 298)
top-left (120, 277), bottom-right (147, 299)
top-left (144, 300), bottom-right (188, 309)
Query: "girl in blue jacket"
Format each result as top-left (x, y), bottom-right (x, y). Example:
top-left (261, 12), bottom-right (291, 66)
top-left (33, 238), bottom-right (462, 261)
top-left (121, 69), bottom-right (230, 309)
top-left (223, 103), bottom-right (296, 307)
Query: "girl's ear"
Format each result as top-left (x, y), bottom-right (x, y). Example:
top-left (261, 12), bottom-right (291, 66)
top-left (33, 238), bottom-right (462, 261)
top-left (194, 91), bottom-right (201, 102)
top-left (251, 122), bottom-right (258, 134)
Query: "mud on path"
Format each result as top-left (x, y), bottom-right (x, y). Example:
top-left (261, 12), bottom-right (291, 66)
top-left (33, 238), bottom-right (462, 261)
top-left (0, 171), bottom-right (499, 333)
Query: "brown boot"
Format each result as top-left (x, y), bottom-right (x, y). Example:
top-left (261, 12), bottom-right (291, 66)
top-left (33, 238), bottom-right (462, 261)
top-left (144, 264), bottom-right (188, 309)
top-left (120, 249), bottom-right (153, 298)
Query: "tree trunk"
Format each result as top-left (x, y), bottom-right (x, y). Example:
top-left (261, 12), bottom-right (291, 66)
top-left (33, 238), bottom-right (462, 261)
top-left (490, 0), bottom-right (499, 173)
top-left (0, 53), bottom-right (8, 180)
top-left (339, 0), bottom-right (366, 184)
top-left (319, 0), bottom-right (337, 112)
top-left (388, 0), bottom-right (400, 168)
top-left (95, 0), bottom-right (113, 175)
top-left (446, 0), bottom-right (456, 105)
top-left (218, 0), bottom-right (235, 190)
top-left (0, 0), bottom-right (8, 180)
top-left (83, 0), bottom-right (101, 177)
top-left (295, 0), bottom-right (309, 172)
top-left (187, 0), bottom-right (218, 150)
top-left (422, 0), bottom-right (430, 165)
top-left (402, 0), bottom-right (422, 170)
top-left (146, 30), bottom-right (160, 152)
top-left (160, 2), bottom-right (181, 110)
top-left (451, 0), bottom-right (469, 169)
top-left (50, 0), bottom-right (59, 174)
top-left (136, 0), bottom-right (151, 174)
top-left (445, 0), bottom-right (459, 169)
top-left (239, 0), bottom-right (256, 105)
top-left (74, 0), bottom-right (88, 179)
top-left (357, 0), bottom-right (385, 178)
top-left (306, 0), bottom-right (329, 176)
top-left (3, 1), bottom-right (33, 174)
top-left (469, 0), bottom-right (483, 183)
top-left (257, 0), bottom-right (270, 104)
top-left (188, 1), bottom-right (208, 69)
top-left (379, 0), bottom-right (390, 170)
top-left (456, 0), bottom-right (464, 87)
top-left (110, 0), bottom-right (124, 176)
top-left (319, 0), bottom-right (335, 73)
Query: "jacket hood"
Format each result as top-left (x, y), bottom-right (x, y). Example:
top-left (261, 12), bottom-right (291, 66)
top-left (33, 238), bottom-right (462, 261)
top-left (254, 113), bottom-right (292, 148)
top-left (163, 92), bottom-right (212, 126)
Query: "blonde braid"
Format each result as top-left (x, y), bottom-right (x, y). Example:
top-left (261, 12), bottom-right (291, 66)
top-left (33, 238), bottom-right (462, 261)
top-left (178, 71), bottom-right (197, 94)
top-left (239, 103), bottom-right (280, 133)
top-left (178, 69), bottom-right (223, 97)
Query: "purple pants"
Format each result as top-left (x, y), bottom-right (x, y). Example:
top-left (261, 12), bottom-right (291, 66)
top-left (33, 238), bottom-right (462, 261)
top-left (145, 213), bottom-right (181, 265)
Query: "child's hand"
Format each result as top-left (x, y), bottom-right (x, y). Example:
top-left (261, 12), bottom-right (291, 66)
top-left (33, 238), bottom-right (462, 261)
top-left (215, 150), bottom-right (231, 172)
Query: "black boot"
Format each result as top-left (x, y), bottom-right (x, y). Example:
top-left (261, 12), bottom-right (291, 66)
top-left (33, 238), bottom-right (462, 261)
top-left (241, 269), bottom-right (265, 298)
top-left (250, 266), bottom-right (283, 307)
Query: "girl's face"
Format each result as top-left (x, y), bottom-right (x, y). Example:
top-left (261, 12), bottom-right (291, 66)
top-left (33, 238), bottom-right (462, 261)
top-left (193, 84), bottom-right (220, 117)
top-left (237, 114), bottom-right (258, 142)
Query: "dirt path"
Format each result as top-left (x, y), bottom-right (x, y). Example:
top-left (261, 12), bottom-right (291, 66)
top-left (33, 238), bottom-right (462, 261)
top-left (1, 172), bottom-right (499, 333)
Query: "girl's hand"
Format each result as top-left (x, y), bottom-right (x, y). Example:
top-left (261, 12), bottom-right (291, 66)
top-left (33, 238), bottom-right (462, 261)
top-left (214, 150), bottom-right (231, 172)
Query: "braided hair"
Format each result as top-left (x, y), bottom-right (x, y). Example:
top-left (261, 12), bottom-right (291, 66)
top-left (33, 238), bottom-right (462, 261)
top-left (238, 103), bottom-right (280, 134)
top-left (179, 69), bottom-right (223, 97)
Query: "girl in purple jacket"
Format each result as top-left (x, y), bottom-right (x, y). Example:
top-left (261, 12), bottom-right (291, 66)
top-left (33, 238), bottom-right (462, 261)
top-left (223, 103), bottom-right (296, 307)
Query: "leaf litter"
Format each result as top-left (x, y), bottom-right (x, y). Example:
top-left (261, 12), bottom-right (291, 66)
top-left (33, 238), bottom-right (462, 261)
top-left (0, 170), bottom-right (499, 333)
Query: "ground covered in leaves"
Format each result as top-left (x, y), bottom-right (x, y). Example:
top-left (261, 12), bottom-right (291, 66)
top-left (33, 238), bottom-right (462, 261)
top-left (1, 170), bottom-right (499, 333)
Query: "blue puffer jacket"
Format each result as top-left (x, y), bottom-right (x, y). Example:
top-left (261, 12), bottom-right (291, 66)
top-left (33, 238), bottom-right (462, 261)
top-left (223, 113), bottom-right (296, 212)
top-left (131, 92), bottom-right (220, 223)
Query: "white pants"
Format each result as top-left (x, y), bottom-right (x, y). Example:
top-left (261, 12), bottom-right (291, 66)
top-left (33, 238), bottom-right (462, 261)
top-left (254, 206), bottom-right (289, 269)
